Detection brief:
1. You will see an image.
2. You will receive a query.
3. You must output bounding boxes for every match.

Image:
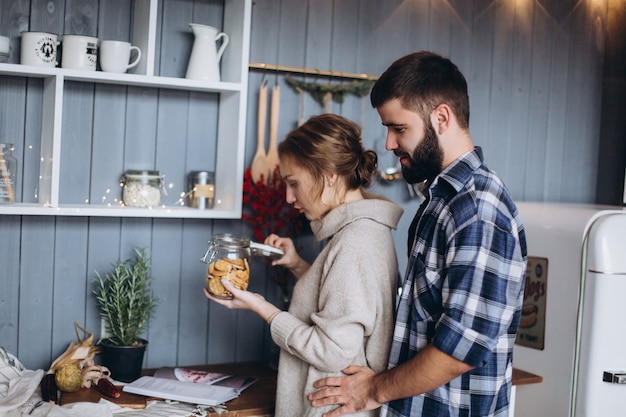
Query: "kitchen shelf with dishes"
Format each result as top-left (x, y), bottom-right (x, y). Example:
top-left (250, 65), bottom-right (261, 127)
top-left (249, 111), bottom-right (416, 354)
top-left (0, 0), bottom-right (252, 219)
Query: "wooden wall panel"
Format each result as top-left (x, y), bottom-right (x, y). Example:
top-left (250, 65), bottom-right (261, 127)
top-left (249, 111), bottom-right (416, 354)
top-left (0, 0), bottom-right (29, 64)
top-left (596, 0), bottom-right (626, 204)
top-left (155, 89), bottom-right (192, 204)
top-left (503, 1), bottom-right (533, 197)
top-left (177, 219), bottom-right (215, 365)
top-left (91, 84), bottom-right (127, 206)
top-left (447, 0), bottom-right (473, 78)
top-left (60, 82), bottom-right (95, 204)
top-left (123, 87), bottom-right (159, 169)
top-left (0, 216), bottom-right (21, 354)
top-left (148, 218), bottom-right (184, 367)
top-left (63, 0), bottom-right (98, 37)
top-left (331, 0), bottom-right (365, 125)
top-left (51, 217), bottom-right (90, 362)
top-left (187, 92), bottom-right (219, 171)
top-left (84, 217), bottom-right (122, 336)
top-left (274, 0), bottom-right (308, 135)
top-left (0, 0), bottom-right (619, 371)
top-left (18, 217), bottom-right (56, 369)
top-left (23, 80), bottom-right (44, 203)
top-left (543, 18), bottom-right (570, 200)
top-left (560, 4), bottom-right (605, 202)
top-left (160, 0), bottom-right (194, 78)
top-left (30, 0), bottom-right (64, 35)
top-left (97, 0), bottom-right (133, 42)
top-left (523, 5), bottom-right (553, 201)
top-left (0, 76), bottom-right (27, 202)
top-left (468, 3), bottom-right (496, 155)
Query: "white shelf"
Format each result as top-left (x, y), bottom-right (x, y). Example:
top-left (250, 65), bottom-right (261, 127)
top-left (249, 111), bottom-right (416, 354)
top-left (0, 0), bottom-right (252, 219)
top-left (0, 203), bottom-right (242, 219)
top-left (0, 63), bottom-right (243, 93)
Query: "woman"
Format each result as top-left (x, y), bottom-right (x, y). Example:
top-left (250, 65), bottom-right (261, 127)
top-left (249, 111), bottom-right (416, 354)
top-left (205, 113), bottom-right (403, 417)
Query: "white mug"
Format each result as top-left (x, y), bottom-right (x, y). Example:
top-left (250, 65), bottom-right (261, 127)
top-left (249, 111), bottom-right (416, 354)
top-left (20, 32), bottom-right (58, 67)
top-left (99, 40), bottom-right (141, 73)
top-left (61, 35), bottom-right (98, 71)
top-left (0, 36), bottom-right (9, 63)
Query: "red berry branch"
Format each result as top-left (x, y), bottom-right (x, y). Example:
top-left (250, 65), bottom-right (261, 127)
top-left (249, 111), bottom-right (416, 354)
top-left (242, 167), bottom-right (304, 298)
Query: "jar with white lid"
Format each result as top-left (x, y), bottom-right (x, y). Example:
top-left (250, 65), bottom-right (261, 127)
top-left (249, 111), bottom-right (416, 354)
top-left (121, 170), bottom-right (164, 207)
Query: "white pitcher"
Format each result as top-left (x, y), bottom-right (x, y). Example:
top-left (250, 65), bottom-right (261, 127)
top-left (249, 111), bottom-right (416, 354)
top-left (185, 23), bottom-right (229, 82)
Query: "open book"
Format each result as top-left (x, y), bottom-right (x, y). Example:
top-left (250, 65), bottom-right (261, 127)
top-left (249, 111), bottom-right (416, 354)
top-left (123, 367), bottom-right (257, 406)
top-left (153, 367), bottom-right (230, 385)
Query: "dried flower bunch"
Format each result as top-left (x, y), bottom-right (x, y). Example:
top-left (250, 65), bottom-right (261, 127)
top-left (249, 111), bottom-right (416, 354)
top-left (92, 247), bottom-right (157, 346)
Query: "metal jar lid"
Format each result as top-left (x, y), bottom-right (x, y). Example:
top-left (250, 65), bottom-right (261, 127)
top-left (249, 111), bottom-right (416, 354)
top-left (124, 170), bottom-right (161, 179)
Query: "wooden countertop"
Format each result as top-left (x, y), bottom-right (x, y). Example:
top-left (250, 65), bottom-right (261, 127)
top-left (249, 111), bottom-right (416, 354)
top-left (60, 361), bottom-right (276, 416)
top-left (512, 367), bottom-right (543, 386)
top-left (61, 362), bottom-right (540, 416)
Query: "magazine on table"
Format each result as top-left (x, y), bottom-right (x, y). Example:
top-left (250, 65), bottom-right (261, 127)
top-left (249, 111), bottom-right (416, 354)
top-left (123, 367), bottom-right (257, 406)
top-left (153, 367), bottom-right (231, 385)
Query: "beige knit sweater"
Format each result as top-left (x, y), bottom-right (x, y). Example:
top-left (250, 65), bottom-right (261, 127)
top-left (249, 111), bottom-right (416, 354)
top-left (270, 198), bottom-right (403, 417)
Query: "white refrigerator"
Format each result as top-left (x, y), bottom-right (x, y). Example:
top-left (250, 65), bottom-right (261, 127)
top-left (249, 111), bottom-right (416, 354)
top-left (513, 202), bottom-right (626, 417)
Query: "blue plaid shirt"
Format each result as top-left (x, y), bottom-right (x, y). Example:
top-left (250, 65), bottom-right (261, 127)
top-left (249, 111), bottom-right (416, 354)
top-left (382, 147), bottom-right (527, 417)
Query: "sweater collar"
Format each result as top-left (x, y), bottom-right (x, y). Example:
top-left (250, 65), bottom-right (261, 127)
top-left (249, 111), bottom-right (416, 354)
top-left (310, 198), bottom-right (403, 241)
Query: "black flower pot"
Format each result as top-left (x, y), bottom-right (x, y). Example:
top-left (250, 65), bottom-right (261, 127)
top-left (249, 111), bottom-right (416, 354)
top-left (99, 338), bottom-right (148, 383)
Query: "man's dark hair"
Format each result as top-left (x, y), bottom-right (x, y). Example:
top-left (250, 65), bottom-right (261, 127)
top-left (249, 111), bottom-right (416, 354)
top-left (370, 51), bottom-right (470, 130)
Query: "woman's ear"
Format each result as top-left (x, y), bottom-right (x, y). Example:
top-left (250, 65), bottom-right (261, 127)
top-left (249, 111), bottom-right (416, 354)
top-left (325, 173), bottom-right (338, 188)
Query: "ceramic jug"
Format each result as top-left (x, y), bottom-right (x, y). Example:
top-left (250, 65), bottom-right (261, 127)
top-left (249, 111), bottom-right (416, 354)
top-left (185, 23), bottom-right (229, 82)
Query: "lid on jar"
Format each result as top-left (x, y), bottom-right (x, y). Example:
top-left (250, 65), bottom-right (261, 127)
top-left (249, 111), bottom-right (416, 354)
top-left (250, 242), bottom-right (284, 260)
top-left (189, 171), bottom-right (214, 181)
top-left (124, 170), bottom-right (161, 178)
top-left (210, 233), bottom-right (251, 248)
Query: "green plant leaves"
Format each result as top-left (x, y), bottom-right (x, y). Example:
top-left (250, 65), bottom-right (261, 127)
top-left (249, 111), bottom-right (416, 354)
top-left (92, 247), bottom-right (158, 346)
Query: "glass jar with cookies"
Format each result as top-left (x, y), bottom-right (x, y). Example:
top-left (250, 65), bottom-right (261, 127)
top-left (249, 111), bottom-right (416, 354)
top-left (200, 234), bottom-right (251, 299)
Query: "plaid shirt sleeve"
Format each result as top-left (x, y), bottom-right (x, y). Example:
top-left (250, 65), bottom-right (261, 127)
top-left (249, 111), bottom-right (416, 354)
top-left (431, 201), bottom-right (526, 366)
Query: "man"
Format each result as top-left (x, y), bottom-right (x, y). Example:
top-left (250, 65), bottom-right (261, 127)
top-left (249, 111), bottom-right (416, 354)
top-left (309, 51), bottom-right (527, 417)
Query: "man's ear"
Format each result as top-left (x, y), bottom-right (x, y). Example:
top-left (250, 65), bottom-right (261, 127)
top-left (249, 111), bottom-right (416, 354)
top-left (431, 104), bottom-right (452, 135)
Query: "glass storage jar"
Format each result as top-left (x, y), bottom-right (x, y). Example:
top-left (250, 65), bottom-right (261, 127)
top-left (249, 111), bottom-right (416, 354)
top-left (0, 143), bottom-right (17, 204)
top-left (201, 234), bottom-right (251, 299)
top-left (121, 170), bottom-right (164, 208)
top-left (187, 170), bottom-right (215, 209)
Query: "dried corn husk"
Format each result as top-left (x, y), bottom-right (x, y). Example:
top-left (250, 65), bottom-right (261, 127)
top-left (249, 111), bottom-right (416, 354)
top-left (48, 322), bottom-right (111, 388)
top-left (48, 322), bottom-right (101, 374)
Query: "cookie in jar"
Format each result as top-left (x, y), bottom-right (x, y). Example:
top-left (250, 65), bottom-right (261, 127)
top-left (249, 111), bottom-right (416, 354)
top-left (201, 234), bottom-right (251, 299)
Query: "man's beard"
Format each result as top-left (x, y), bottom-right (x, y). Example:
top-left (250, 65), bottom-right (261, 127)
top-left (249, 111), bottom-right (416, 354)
top-left (399, 120), bottom-right (443, 184)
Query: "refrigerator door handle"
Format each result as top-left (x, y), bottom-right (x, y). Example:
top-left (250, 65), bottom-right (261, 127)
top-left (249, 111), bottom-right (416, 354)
top-left (602, 371), bottom-right (626, 384)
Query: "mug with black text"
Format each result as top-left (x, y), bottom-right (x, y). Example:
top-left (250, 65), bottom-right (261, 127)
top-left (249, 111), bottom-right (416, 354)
top-left (61, 35), bottom-right (98, 71)
top-left (20, 32), bottom-right (58, 67)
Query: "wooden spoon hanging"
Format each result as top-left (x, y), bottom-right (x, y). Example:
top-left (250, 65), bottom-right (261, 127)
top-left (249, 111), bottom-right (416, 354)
top-left (250, 82), bottom-right (269, 183)
top-left (266, 83), bottom-right (280, 182)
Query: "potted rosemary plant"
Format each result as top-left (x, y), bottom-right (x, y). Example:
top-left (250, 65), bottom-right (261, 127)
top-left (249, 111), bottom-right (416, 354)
top-left (92, 247), bottom-right (158, 382)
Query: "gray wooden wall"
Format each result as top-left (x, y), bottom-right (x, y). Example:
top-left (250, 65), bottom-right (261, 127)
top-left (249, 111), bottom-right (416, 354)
top-left (1, 0), bottom-right (623, 371)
